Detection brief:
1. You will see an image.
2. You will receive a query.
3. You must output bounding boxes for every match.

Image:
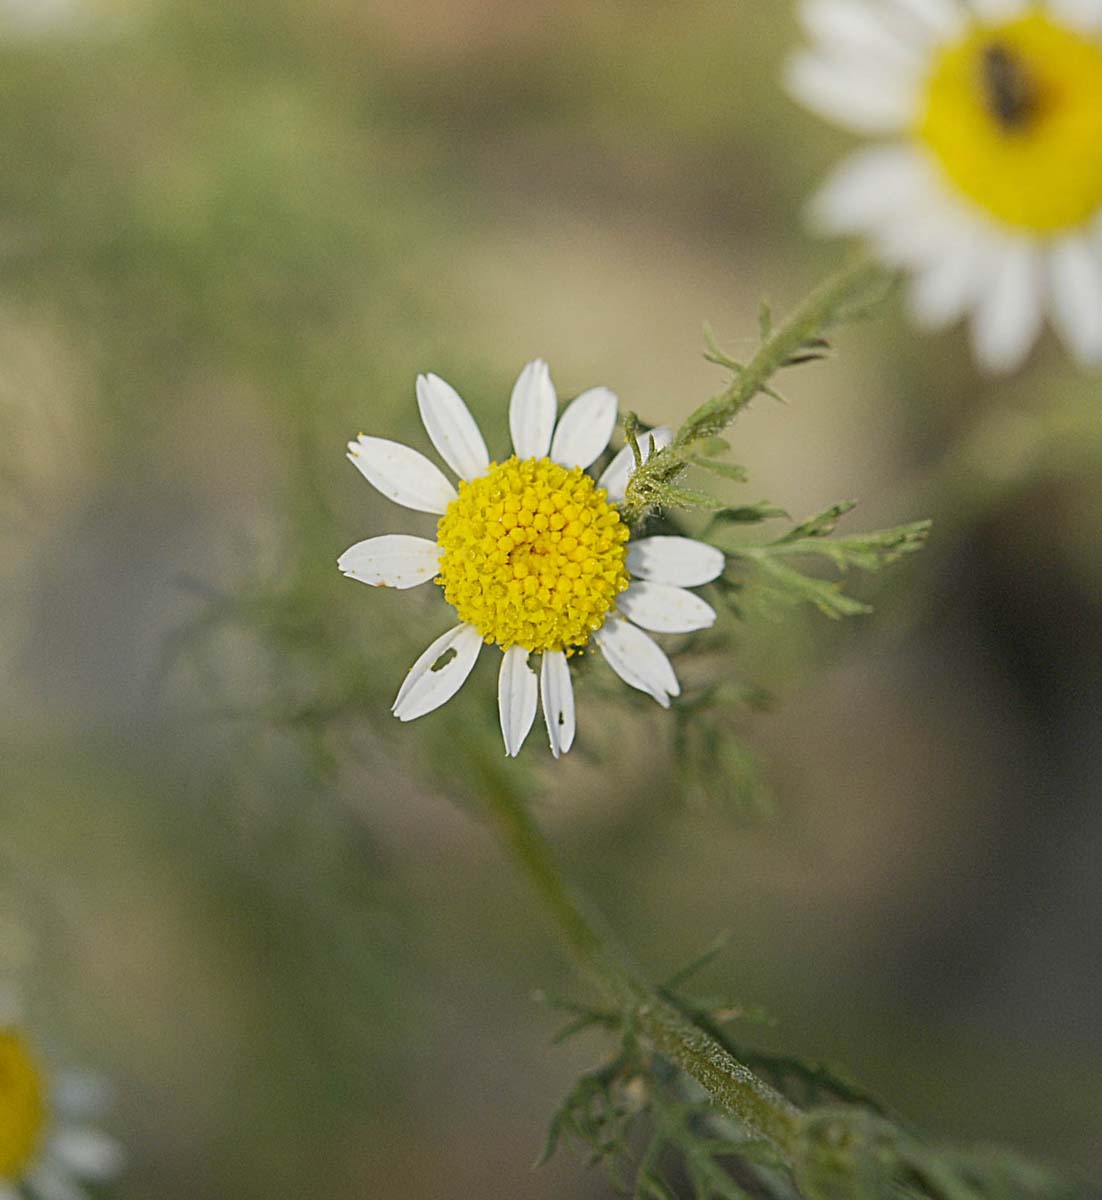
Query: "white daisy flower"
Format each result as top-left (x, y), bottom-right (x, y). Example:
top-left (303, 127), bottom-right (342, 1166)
top-left (0, 1026), bottom-right (124, 1200)
top-left (786, 0), bottom-right (1102, 372)
top-left (339, 360), bottom-right (725, 758)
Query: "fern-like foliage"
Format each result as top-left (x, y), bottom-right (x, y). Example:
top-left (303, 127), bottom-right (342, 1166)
top-left (540, 950), bottom-right (1093, 1200)
top-left (704, 500), bottom-right (932, 621)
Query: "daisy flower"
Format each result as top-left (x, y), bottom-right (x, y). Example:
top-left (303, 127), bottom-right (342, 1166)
top-left (339, 360), bottom-right (725, 758)
top-left (786, 0), bottom-right (1102, 371)
top-left (0, 1026), bottom-right (124, 1200)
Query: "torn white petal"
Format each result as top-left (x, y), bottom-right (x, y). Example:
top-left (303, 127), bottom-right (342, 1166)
top-left (540, 649), bottom-right (576, 759)
top-left (347, 435), bottom-right (457, 514)
top-left (338, 535), bottom-right (442, 590)
top-left (618, 582), bottom-right (717, 634)
top-left (392, 624), bottom-right (482, 722)
top-left (498, 645), bottom-right (538, 757)
top-left (594, 616), bottom-right (680, 708)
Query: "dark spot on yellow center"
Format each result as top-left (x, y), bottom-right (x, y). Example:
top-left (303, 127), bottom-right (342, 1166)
top-left (981, 42), bottom-right (1038, 132)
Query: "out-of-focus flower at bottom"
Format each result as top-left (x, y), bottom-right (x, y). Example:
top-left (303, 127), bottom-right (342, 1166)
top-left (0, 1027), bottom-right (124, 1200)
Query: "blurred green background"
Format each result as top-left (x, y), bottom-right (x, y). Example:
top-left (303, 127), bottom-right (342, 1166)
top-left (2, 1), bottom-right (1101, 1196)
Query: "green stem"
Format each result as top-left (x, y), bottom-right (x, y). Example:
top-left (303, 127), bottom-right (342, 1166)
top-left (473, 257), bottom-right (894, 1167)
top-left (477, 757), bottom-right (802, 1161)
top-left (619, 256), bottom-right (889, 526)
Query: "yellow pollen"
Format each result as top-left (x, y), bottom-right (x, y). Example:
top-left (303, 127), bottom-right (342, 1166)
top-left (435, 456), bottom-right (630, 653)
top-left (0, 1030), bottom-right (46, 1181)
top-left (919, 10), bottom-right (1102, 232)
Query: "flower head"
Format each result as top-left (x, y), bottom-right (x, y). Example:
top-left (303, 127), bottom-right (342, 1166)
top-left (0, 1026), bottom-right (123, 1200)
top-left (339, 361), bottom-right (725, 758)
top-left (786, 0), bottom-right (1102, 371)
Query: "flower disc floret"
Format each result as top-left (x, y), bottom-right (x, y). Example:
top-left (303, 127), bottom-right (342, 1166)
top-left (435, 456), bottom-right (630, 653)
top-left (919, 12), bottom-right (1102, 232)
top-left (0, 1030), bottom-right (46, 1180)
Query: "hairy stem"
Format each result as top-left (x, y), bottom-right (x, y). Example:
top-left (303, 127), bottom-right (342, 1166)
top-left (477, 757), bottom-right (802, 1161)
top-left (472, 258), bottom-right (895, 1166)
top-left (619, 256), bottom-right (889, 526)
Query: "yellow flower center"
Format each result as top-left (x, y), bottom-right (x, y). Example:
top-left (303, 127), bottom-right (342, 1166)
top-left (0, 1030), bottom-right (46, 1180)
top-left (435, 456), bottom-right (630, 653)
top-left (919, 10), bottom-right (1102, 232)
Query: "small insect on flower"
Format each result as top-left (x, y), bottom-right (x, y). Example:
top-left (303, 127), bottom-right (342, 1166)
top-left (0, 1026), bottom-right (124, 1200)
top-left (786, 0), bottom-right (1102, 372)
top-left (339, 361), bottom-right (726, 758)
top-left (980, 42), bottom-right (1038, 130)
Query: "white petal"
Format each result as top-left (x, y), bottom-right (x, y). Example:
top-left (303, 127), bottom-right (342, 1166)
top-left (594, 616), bottom-right (680, 708)
top-left (969, 0), bottom-right (1029, 19)
top-left (888, 0), bottom-right (964, 38)
top-left (784, 50), bottom-right (917, 133)
top-left (618, 582), bottom-right (717, 634)
top-left (798, 0), bottom-right (924, 69)
top-left (1047, 0), bottom-right (1102, 31)
top-left (907, 233), bottom-right (994, 329)
top-left (540, 650), bottom-right (576, 759)
top-left (549, 386), bottom-right (618, 470)
top-left (1047, 234), bottom-right (1102, 366)
top-left (52, 1073), bottom-right (111, 1122)
top-left (48, 1129), bottom-right (124, 1182)
top-left (392, 624), bottom-right (482, 722)
top-left (509, 359), bottom-right (557, 460)
top-left (850, 154), bottom-right (978, 272)
top-left (347, 435), bottom-right (457, 514)
top-left (416, 373), bottom-right (490, 481)
top-left (809, 144), bottom-right (930, 237)
top-left (970, 241), bottom-right (1045, 373)
top-left (338, 535), bottom-right (442, 590)
top-left (598, 427), bottom-right (673, 504)
top-left (498, 645), bottom-right (538, 757)
top-left (24, 1163), bottom-right (87, 1200)
top-left (626, 537), bottom-right (726, 587)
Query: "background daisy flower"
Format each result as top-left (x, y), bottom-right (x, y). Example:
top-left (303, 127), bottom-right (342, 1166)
top-left (339, 360), bottom-right (725, 758)
top-left (0, 1027), bottom-right (123, 1200)
top-left (786, 0), bottom-right (1102, 371)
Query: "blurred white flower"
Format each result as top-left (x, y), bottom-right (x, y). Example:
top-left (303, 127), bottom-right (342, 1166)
top-left (786, 0), bottom-right (1102, 372)
top-left (0, 1027), bottom-right (124, 1200)
top-left (0, 0), bottom-right (82, 35)
top-left (339, 361), bottom-right (725, 758)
